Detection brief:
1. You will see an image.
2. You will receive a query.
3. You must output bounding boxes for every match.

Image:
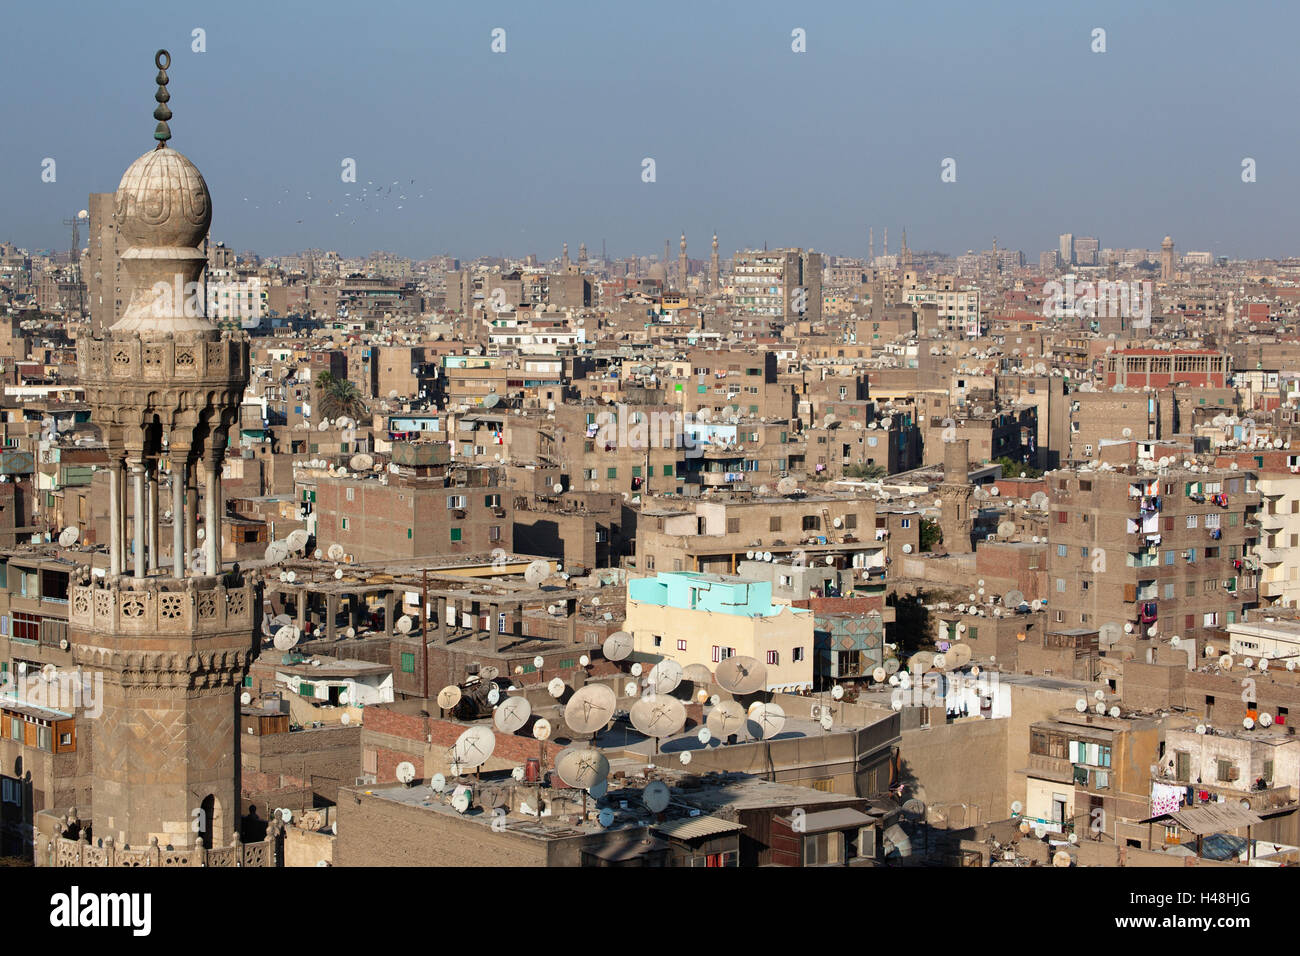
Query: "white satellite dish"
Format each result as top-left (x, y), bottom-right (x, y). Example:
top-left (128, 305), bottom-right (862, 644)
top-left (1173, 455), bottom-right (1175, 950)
top-left (831, 685), bottom-right (844, 700)
top-left (286, 529), bottom-right (310, 553)
top-left (523, 560), bottom-right (551, 585)
top-left (493, 696), bottom-right (531, 733)
top-left (1075, 698), bottom-right (1088, 713)
top-left (241, 692), bottom-right (252, 706)
top-left (547, 677), bottom-right (566, 698)
top-left (532, 718), bottom-right (552, 741)
top-left (437, 685), bottom-right (462, 710)
top-left (327, 543), bottom-right (346, 561)
top-left (273, 626), bottom-right (299, 652)
top-left (533, 655), bottom-right (545, 669)
top-left (642, 781), bottom-right (671, 813)
top-left (58, 527), bottom-right (79, 547)
top-left (396, 615), bottom-right (413, 634)
top-left (395, 761), bottom-right (416, 785)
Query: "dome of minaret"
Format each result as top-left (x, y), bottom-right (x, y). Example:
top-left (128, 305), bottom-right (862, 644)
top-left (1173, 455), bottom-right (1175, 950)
top-left (115, 147), bottom-right (211, 250)
top-left (111, 49), bottom-right (216, 333)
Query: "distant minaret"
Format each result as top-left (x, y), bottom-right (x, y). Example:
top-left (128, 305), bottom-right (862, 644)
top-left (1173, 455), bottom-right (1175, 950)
top-left (678, 232), bottom-right (688, 291)
top-left (578, 241), bottom-right (587, 268)
top-left (710, 232), bottom-right (719, 291)
top-left (561, 242), bottom-right (570, 271)
top-left (1226, 293), bottom-right (1237, 331)
top-left (901, 229), bottom-right (911, 268)
top-left (1161, 236), bottom-right (1175, 281)
top-left (883, 227), bottom-right (889, 259)
top-left (868, 227), bottom-right (874, 266)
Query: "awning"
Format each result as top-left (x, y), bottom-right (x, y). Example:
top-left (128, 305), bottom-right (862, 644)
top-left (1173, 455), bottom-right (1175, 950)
top-left (652, 816), bottom-right (746, 841)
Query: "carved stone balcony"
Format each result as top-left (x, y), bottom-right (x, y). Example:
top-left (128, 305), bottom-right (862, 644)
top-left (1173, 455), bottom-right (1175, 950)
top-left (69, 577), bottom-right (254, 638)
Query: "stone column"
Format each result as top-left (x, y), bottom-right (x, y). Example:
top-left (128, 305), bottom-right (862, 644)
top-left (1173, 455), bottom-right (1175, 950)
top-left (437, 596), bottom-right (449, 646)
top-left (108, 457), bottom-right (123, 576)
top-left (131, 461), bottom-right (145, 579)
top-left (489, 602), bottom-right (501, 654)
top-left (383, 591), bottom-right (395, 637)
top-left (326, 593), bottom-right (338, 641)
top-left (204, 458), bottom-right (221, 575)
top-left (171, 457), bottom-right (185, 578)
top-left (185, 458), bottom-right (199, 570)
top-left (146, 463), bottom-right (159, 572)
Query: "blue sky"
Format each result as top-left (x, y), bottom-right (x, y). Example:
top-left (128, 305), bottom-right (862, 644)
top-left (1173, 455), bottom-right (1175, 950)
top-left (2, 0), bottom-right (1296, 261)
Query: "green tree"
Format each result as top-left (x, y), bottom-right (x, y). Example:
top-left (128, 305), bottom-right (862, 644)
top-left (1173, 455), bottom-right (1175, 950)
top-left (992, 456), bottom-right (1041, 480)
top-left (315, 371), bottom-right (369, 422)
top-left (845, 463), bottom-right (887, 481)
top-left (919, 518), bottom-right (943, 551)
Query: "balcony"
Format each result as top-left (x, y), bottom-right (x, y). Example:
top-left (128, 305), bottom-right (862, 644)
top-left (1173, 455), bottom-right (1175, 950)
top-left (1259, 512), bottom-right (1285, 532)
top-left (1255, 546), bottom-right (1284, 565)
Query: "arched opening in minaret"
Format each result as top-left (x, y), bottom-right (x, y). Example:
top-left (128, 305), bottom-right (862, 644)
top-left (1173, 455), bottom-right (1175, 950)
top-left (198, 793), bottom-right (215, 849)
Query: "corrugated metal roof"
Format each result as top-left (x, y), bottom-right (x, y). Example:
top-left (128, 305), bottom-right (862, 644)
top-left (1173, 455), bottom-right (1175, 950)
top-left (1170, 804), bottom-right (1263, 835)
top-left (653, 815), bottom-right (746, 840)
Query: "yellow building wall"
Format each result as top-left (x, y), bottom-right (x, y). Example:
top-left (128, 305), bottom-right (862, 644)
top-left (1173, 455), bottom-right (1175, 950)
top-left (624, 599), bottom-right (814, 691)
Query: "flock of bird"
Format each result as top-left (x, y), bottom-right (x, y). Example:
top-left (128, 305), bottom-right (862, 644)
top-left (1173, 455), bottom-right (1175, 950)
top-left (241, 179), bottom-right (427, 227)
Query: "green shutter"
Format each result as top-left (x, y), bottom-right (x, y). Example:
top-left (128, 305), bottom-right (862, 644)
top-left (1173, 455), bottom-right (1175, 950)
top-left (400, 653), bottom-right (415, 674)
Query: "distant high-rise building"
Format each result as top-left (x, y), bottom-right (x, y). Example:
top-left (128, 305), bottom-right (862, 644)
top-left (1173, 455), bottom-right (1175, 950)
top-left (87, 191), bottom-right (132, 335)
top-left (1059, 233), bottom-right (1074, 267)
top-left (732, 248), bottom-right (821, 321)
top-left (1075, 237), bottom-right (1100, 266)
top-left (1039, 250), bottom-right (1059, 273)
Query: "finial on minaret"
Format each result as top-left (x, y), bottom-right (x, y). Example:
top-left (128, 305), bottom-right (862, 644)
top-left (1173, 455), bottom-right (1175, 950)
top-left (153, 50), bottom-right (173, 148)
top-left (712, 232), bottom-right (718, 251)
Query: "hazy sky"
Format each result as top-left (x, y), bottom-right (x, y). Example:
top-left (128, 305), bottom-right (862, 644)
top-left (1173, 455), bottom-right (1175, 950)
top-left (3, 0), bottom-right (1297, 261)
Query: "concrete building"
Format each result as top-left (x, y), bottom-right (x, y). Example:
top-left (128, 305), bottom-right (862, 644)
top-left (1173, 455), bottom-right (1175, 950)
top-left (625, 571), bottom-right (815, 691)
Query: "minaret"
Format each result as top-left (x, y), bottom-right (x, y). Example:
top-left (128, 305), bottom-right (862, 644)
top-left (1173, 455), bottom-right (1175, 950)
top-left (561, 242), bottom-right (570, 271)
top-left (1161, 236), bottom-right (1175, 281)
top-left (938, 439), bottom-right (974, 554)
top-left (664, 238), bottom-right (671, 275)
top-left (678, 231), bottom-right (688, 292)
top-left (901, 229), bottom-right (911, 269)
top-left (869, 227), bottom-right (874, 266)
top-left (72, 50), bottom-right (254, 851)
top-left (578, 241), bottom-right (587, 268)
top-left (709, 232), bottom-right (719, 292)
top-left (883, 227), bottom-right (889, 259)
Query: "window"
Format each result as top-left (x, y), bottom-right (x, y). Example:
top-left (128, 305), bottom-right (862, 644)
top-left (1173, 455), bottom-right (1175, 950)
top-left (712, 645), bottom-right (721, 663)
top-left (677, 640), bottom-right (687, 651)
top-left (607, 467), bottom-right (618, 479)
top-left (653, 635), bottom-right (662, 648)
top-left (770, 516), bottom-right (782, 532)
top-left (400, 653), bottom-right (415, 674)
top-left (766, 650), bottom-right (779, 665)
top-left (346, 487), bottom-right (355, 502)
top-left (792, 647), bottom-right (805, 662)
top-left (450, 528), bottom-right (462, 542)
top-left (341, 517), bottom-right (349, 531)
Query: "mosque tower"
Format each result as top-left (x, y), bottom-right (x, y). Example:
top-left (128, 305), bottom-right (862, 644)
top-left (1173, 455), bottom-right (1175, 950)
top-left (70, 50), bottom-right (255, 851)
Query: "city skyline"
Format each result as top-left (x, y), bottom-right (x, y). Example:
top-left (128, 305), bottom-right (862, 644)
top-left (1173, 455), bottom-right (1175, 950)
top-left (2, 0), bottom-right (1297, 260)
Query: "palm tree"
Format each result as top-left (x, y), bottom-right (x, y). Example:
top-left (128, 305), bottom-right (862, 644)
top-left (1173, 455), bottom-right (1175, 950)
top-left (315, 371), bottom-right (368, 422)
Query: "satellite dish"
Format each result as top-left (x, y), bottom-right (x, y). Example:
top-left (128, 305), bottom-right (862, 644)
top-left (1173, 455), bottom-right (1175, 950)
top-left (452, 726), bottom-right (497, 767)
top-left (646, 659), bottom-right (684, 694)
top-left (642, 781), bottom-right (671, 813)
top-left (58, 527), bottom-right (79, 547)
top-left (487, 686), bottom-right (501, 706)
top-left (565, 683), bottom-right (618, 734)
top-left (624, 681), bottom-right (639, 697)
top-left (554, 748), bottom-right (610, 790)
top-left (396, 615), bottom-right (413, 634)
top-left (697, 727), bottom-right (712, 745)
top-left (1075, 698), bottom-right (1088, 713)
top-left (1260, 713), bottom-right (1274, 727)
top-left (264, 541), bottom-right (289, 564)
top-left (716, 655), bottom-right (767, 694)
top-left (533, 656), bottom-right (546, 669)
top-left (1003, 589), bottom-right (1025, 608)
top-left (630, 694), bottom-right (686, 738)
top-left (598, 807), bottom-right (615, 827)
top-left (286, 529), bottom-right (310, 553)
top-left (706, 700), bottom-right (746, 739)
top-left (1195, 724), bottom-right (1206, 735)
top-left (334, 569), bottom-right (344, 580)
top-left (831, 685), bottom-right (844, 700)
top-left (547, 677), bottom-right (567, 698)
top-left (327, 543), bottom-right (346, 561)
top-left (395, 761), bottom-right (416, 785)
top-left (746, 702), bottom-right (787, 739)
top-left (273, 626), bottom-right (299, 652)
top-left (493, 696), bottom-right (532, 733)
top-left (819, 712), bottom-right (834, 731)
top-left (679, 751), bottom-right (692, 766)
top-left (340, 713), bottom-right (351, 725)
top-left (511, 766), bottom-right (525, 782)
top-left (452, 791), bottom-right (471, 814)
top-left (349, 453), bottom-right (374, 471)
top-left (523, 560), bottom-right (551, 585)
top-left (1108, 706), bottom-right (1120, 718)
top-left (1244, 717), bottom-right (1255, 730)
top-left (437, 685), bottom-right (462, 710)
top-left (1220, 654), bottom-right (1234, 669)
top-left (630, 662), bottom-right (643, 677)
top-left (532, 718), bottom-right (552, 741)
top-left (579, 655), bottom-right (590, 667)
top-left (240, 692), bottom-right (252, 706)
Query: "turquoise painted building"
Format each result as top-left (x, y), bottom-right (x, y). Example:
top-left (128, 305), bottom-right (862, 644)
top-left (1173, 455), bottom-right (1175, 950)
top-left (628, 571), bottom-right (812, 620)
